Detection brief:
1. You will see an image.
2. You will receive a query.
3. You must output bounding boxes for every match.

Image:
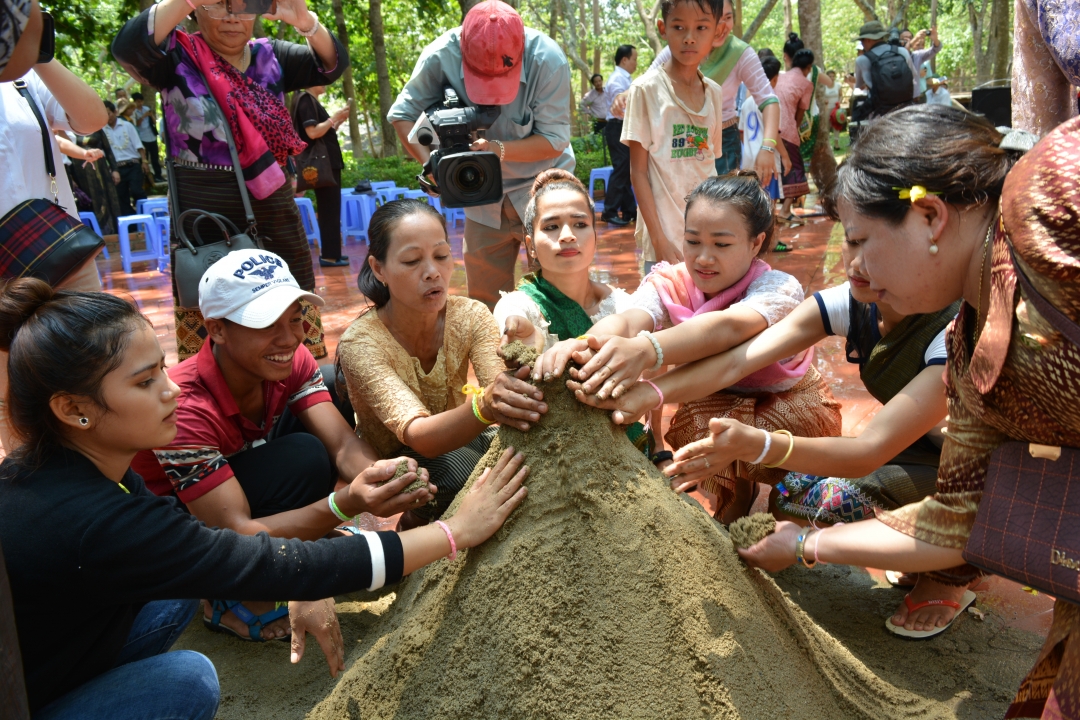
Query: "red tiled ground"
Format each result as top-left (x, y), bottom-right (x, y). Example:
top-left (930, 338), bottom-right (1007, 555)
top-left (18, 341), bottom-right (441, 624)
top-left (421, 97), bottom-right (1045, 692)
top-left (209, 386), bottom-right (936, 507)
top-left (95, 205), bottom-right (1054, 636)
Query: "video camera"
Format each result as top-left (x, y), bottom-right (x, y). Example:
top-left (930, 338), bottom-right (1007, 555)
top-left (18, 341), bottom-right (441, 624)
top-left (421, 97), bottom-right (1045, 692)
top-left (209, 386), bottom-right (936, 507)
top-left (416, 89), bottom-right (503, 208)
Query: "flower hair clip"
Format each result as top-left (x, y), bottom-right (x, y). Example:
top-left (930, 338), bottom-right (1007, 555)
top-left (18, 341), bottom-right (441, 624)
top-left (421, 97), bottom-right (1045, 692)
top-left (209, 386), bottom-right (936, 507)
top-left (893, 185), bottom-right (939, 203)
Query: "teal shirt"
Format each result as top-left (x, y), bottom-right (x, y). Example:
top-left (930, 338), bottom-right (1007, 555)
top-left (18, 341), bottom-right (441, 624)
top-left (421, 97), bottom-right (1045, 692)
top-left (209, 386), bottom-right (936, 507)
top-left (388, 27), bottom-right (575, 229)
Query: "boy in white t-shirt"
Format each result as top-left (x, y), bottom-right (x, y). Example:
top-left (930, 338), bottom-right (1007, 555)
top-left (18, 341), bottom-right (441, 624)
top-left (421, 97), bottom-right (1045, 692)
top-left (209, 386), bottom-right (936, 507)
top-left (622, 0), bottom-right (726, 275)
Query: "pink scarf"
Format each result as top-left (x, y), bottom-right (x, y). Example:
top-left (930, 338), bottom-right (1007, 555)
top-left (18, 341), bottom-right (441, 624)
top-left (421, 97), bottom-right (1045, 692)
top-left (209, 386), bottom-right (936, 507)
top-left (645, 259), bottom-right (813, 388)
top-left (175, 32), bottom-right (307, 200)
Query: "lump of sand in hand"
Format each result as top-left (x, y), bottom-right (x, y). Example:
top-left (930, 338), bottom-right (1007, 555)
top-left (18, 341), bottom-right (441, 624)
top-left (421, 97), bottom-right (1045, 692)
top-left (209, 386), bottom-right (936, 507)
top-left (378, 458), bottom-right (427, 495)
top-left (501, 339), bottom-right (539, 369)
top-left (728, 512), bottom-right (777, 549)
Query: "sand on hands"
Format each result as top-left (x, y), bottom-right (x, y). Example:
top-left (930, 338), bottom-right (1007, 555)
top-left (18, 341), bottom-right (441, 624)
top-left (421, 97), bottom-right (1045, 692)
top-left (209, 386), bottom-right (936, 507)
top-left (308, 348), bottom-right (951, 720)
top-left (378, 458), bottom-right (427, 495)
top-left (729, 513), bottom-right (777, 550)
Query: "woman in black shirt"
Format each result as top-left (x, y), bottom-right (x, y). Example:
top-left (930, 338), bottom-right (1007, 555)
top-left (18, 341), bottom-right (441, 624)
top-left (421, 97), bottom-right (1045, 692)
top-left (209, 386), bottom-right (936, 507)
top-left (0, 279), bottom-right (529, 719)
top-left (293, 86), bottom-right (350, 266)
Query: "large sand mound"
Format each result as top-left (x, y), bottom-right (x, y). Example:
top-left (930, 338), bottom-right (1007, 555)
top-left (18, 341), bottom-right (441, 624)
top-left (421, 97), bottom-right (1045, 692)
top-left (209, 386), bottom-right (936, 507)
top-left (310, 359), bottom-right (950, 719)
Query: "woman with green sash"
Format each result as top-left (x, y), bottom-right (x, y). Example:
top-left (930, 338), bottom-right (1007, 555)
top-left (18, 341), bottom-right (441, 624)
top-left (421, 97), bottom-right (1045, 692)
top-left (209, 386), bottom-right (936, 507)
top-left (647, 0), bottom-right (781, 179)
top-left (782, 33), bottom-right (835, 171)
top-left (576, 238), bottom-right (959, 525)
top-left (495, 170), bottom-right (657, 459)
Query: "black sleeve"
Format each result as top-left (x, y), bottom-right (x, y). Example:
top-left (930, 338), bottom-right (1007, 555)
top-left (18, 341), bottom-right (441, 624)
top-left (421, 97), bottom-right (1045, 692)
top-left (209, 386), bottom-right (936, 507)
top-left (272, 37), bottom-right (350, 93)
top-left (77, 480), bottom-right (405, 603)
top-left (294, 93), bottom-right (321, 128)
top-left (111, 9), bottom-right (175, 91)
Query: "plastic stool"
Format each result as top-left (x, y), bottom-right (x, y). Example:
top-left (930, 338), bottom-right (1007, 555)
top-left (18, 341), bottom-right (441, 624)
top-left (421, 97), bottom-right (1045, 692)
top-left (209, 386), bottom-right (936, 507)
top-left (341, 194), bottom-right (371, 242)
top-left (154, 216), bottom-right (171, 272)
top-left (294, 197), bottom-right (321, 249)
top-left (403, 189), bottom-right (430, 204)
top-left (589, 166), bottom-right (613, 214)
top-left (116, 214), bottom-right (163, 274)
top-left (443, 207), bottom-right (465, 228)
top-left (78, 212), bottom-right (109, 258)
top-left (369, 181), bottom-right (397, 192)
top-left (138, 197), bottom-right (169, 217)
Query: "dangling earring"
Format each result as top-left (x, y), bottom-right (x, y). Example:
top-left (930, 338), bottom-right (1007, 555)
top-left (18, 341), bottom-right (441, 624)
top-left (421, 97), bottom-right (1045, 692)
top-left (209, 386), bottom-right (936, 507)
top-left (928, 233), bottom-right (939, 255)
top-left (79, 417), bottom-right (89, 427)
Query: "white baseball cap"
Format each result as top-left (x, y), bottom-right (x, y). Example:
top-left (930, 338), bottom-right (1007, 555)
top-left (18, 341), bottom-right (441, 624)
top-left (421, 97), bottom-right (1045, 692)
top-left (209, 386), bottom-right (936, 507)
top-left (199, 250), bottom-right (324, 329)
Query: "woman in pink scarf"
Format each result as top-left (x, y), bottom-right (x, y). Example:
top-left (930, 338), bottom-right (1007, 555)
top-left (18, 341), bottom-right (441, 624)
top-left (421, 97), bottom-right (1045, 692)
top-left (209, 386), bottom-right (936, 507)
top-left (536, 174), bottom-right (840, 522)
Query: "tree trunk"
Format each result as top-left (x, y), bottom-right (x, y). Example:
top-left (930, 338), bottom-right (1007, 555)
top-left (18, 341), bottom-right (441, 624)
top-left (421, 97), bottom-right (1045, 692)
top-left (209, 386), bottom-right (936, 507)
top-left (634, 0), bottom-right (663, 58)
top-left (929, 0), bottom-right (939, 72)
top-left (989, 0), bottom-right (1012, 81)
top-left (360, 99), bottom-right (379, 157)
top-left (783, 0), bottom-right (793, 37)
top-left (592, 0), bottom-right (601, 74)
top-left (331, 0), bottom-right (363, 157)
top-left (742, 0), bottom-right (779, 43)
top-left (457, 0), bottom-right (483, 22)
top-left (733, 0), bottom-right (743, 38)
top-left (369, 0), bottom-right (397, 157)
top-left (968, 0), bottom-right (993, 86)
top-left (797, 0), bottom-right (837, 192)
top-left (852, 0), bottom-right (878, 21)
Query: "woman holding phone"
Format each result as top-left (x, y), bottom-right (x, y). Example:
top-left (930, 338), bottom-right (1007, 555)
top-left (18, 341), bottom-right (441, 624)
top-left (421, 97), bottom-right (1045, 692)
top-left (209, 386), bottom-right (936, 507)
top-left (112, 0), bottom-right (348, 361)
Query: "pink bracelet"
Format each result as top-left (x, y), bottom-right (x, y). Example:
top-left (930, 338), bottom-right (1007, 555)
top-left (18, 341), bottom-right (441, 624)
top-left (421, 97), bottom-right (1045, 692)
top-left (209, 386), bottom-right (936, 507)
top-left (184, 0), bottom-right (198, 11)
top-left (642, 380), bottom-right (664, 410)
top-left (813, 528), bottom-right (826, 565)
top-left (434, 520), bottom-right (457, 561)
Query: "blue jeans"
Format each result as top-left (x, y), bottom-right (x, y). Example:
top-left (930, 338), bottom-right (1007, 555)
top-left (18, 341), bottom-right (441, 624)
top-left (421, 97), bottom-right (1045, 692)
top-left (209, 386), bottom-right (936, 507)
top-left (37, 599), bottom-right (219, 720)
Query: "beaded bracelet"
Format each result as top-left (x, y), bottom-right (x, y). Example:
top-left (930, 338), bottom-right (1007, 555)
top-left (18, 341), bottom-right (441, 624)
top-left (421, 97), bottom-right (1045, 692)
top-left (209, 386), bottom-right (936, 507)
top-left (749, 428), bottom-right (772, 465)
top-left (435, 520), bottom-right (458, 561)
top-left (296, 16), bottom-right (321, 38)
top-left (491, 139), bottom-right (506, 162)
top-left (763, 429), bottom-right (794, 468)
top-left (328, 492), bottom-right (352, 522)
top-left (637, 330), bottom-right (664, 371)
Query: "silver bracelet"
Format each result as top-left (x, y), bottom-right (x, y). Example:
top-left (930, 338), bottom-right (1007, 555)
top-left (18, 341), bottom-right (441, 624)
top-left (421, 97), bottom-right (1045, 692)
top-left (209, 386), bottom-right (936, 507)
top-left (637, 330), bottom-right (663, 372)
top-left (749, 428), bottom-right (772, 465)
top-left (297, 16), bottom-right (320, 38)
top-left (491, 139), bottom-right (505, 162)
top-left (759, 145), bottom-right (776, 154)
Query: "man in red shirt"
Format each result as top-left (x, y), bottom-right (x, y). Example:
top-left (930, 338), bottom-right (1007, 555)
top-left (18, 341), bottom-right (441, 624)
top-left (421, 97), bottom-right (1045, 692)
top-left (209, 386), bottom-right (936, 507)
top-left (133, 250), bottom-right (435, 641)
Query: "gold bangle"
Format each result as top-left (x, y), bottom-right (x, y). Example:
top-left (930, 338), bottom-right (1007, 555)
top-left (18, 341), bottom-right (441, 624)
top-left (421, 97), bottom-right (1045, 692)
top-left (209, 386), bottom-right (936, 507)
top-left (762, 429), bottom-right (794, 468)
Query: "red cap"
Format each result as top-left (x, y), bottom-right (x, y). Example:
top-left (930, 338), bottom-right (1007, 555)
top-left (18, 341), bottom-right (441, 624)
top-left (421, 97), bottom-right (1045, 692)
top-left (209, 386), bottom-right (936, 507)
top-left (460, 0), bottom-right (524, 105)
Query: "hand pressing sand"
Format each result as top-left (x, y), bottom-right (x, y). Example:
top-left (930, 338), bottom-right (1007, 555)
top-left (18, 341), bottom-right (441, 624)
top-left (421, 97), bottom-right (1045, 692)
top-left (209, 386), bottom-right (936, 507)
top-left (310, 370), bottom-right (951, 720)
top-left (729, 512), bottom-right (777, 549)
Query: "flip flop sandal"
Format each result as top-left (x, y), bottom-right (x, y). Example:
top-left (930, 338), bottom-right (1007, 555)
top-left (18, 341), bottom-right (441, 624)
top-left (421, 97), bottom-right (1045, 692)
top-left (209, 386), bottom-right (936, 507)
top-left (204, 600), bottom-right (291, 642)
top-left (773, 241), bottom-right (794, 253)
top-left (885, 570), bottom-right (918, 588)
top-left (884, 589), bottom-right (977, 639)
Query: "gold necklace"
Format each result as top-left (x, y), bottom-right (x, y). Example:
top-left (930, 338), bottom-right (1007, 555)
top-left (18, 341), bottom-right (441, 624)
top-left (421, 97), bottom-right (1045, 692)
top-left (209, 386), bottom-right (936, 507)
top-left (975, 214), bottom-right (995, 333)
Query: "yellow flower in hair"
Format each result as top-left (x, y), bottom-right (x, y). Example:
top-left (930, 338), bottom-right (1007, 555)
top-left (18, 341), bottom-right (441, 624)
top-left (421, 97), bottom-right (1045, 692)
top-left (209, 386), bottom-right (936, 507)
top-left (893, 185), bottom-right (938, 203)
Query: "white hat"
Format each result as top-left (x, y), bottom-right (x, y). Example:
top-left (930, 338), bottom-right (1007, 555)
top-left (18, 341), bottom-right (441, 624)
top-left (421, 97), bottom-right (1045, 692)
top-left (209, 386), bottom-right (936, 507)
top-left (199, 250), bottom-right (324, 329)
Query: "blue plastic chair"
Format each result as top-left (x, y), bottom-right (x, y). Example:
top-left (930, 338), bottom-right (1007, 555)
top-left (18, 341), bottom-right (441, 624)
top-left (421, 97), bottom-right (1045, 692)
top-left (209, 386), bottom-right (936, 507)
top-left (403, 189), bottom-right (430, 203)
top-left (589, 166), bottom-right (613, 214)
top-left (137, 197), bottom-right (169, 217)
top-left (341, 194), bottom-right (376, 243)
top-left (154, 216), bottom-right (170, 272)
top-left (78, 211), bottom-right (109, 258)
top-left (443, 206), bottom-right (465, 228)
top-left (116, 214), bottom-right (163, 274)
top-left (294, 197), bottom-right (321, 249)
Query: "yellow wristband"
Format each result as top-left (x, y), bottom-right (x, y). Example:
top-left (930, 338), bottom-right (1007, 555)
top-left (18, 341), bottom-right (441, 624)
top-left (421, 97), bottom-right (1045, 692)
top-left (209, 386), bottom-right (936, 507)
top-left (764, 138), bottom-right (778, 146)
top-left (472, 393), bottom-right (495, 425)
top-left (762, 429), bottom-right (794, 468)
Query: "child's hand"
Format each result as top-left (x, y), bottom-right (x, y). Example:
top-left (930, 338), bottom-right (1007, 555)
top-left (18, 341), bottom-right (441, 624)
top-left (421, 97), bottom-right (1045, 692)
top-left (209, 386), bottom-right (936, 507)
top-left (499, 315), bottom-right (541, 354)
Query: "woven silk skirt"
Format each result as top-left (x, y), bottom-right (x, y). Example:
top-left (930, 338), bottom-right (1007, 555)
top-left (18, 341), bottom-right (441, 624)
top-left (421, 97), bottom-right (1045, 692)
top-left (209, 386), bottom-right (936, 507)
top-left (170, 166), bottom-right (325, 361)
top-left (664, 364), bottom-right (842, 518)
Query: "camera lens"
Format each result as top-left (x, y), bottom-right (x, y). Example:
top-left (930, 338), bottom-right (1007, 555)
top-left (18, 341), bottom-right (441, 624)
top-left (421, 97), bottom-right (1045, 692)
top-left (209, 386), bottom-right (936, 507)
top-left (453, 161), bottom-right (486, 195)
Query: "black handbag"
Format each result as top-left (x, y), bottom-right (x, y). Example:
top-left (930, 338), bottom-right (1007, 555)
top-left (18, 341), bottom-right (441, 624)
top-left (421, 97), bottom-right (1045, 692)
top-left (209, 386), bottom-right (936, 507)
top-left (0, 80), bottom-right (105, 284)
top-left (164, 64), bottom-right (263, 308)
top-left (293, 93), bottom-right (337, 191)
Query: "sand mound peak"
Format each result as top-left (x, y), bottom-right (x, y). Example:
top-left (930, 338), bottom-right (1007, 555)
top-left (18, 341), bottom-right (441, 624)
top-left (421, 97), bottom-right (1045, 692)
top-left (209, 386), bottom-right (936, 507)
top-left (312, 377), bottom-right (949, 719)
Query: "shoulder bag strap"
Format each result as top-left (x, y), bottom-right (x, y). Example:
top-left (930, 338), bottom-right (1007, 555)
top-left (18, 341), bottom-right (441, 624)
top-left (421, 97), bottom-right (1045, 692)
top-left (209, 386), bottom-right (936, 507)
top-left (1010, 247), bottom-right (1080, 349)
top-left (14, 80), bottom-right (59, 203)
top-left (163, 58), bottom-right (260, 239)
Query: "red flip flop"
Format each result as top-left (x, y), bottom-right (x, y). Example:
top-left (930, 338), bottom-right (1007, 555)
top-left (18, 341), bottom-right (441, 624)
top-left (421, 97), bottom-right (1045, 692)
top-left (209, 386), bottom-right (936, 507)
top-left (884, 590), bottom-right (977, 639)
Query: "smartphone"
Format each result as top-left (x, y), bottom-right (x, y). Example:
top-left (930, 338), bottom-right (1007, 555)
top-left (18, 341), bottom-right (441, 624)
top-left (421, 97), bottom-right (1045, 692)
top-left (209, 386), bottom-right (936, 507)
top-left (225, 0), bottom-right (277, 16)
top-left (37, 12), bottom-right (55, 64)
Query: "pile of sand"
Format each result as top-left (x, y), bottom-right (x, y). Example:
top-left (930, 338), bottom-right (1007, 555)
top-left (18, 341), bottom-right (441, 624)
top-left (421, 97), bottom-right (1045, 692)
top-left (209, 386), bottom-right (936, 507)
top-left (729, 513), bottom-right (777, 549)
top-left (311, 351), bottom-right (950, 719)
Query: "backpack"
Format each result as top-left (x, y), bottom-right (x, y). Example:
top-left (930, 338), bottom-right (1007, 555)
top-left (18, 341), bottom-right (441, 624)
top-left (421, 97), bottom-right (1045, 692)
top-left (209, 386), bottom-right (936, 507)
top-left (866, 44), bottom-right (914, 114)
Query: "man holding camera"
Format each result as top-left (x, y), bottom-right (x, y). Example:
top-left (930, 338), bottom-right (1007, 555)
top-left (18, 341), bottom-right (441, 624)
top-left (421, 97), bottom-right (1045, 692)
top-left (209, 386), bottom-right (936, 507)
top-left (389, 0), bottom-right (574, 309)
